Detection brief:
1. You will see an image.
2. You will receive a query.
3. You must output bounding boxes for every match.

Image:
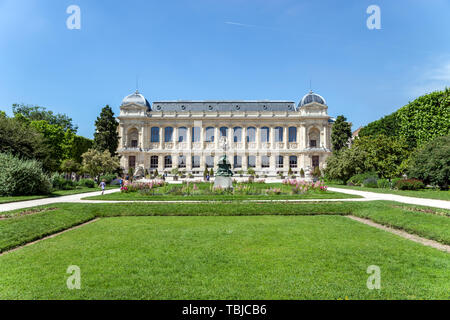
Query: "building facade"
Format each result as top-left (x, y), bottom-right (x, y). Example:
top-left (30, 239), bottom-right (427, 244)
top-left (117, 90), bottom-right (334, 177)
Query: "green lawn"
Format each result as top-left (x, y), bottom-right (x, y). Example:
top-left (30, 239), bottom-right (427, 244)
top-left (329, 184), bottom-right (450, 201)
top-left (0, 215), bottom-right (449, 300)
top-left (0, 186), bottom-right (118, 204)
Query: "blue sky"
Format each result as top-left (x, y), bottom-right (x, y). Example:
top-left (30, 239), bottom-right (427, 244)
top-left (1, 0), bottom-right (449, 138)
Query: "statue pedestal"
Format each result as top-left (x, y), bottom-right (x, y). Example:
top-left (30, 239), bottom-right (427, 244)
top-left (214, 176), bottom-right (233, 189)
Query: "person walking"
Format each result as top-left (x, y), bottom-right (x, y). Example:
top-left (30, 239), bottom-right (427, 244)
top-left (99, 179), bottom-right (106, 195)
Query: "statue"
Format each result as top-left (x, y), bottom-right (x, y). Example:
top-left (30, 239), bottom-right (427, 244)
top-left (214, 137), bottom-right (234, 189)
top-left (133, 165), bottom-right (145, 180)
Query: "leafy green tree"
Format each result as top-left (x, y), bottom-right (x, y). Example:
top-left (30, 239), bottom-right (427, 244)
top-left (66, 134), bottom-right (93, 163)
top-left (331, 115), bottom-right (352, 152)
top-left (12, 103), bottom-right (77, 132)
top-left (81, 149), bottom-right (120, 182)
top-left (60, 159), bottom-right (80, 175)
top-left (353, 135), bottom-right (410, 179)
top-left (324, 147), bottom-right (368, 183)
top-left (359, 112), bottom-right (399, 139)
top-left (0, 115), bottom-right (50, 169)
top-left (408, 135), bottom-right (450, 190)
top-left (209, 168), bottom-right (214, 177)
top-left (94, 105), bottom-right (119, 156)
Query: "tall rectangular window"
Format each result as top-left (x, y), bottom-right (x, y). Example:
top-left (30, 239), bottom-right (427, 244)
top-left (205, 156), bottom-right (214, 168)
top-left (150, 156), bottom-right (158, 168)
top-left (164, 127), bottom-right (173, 142)
top-left (248, 156), bottom-right (256, 168)
top-left (192, 156), bottom-right (200, 168)
top-left (289, 127), bottom-right (297, 142)
top-left (192, 127), bottom-right (200, 142)
top-left (233, 156), bottom-right (242, 168)
top-left (151, 127), bottom-right (160, 143)
top-left (178, 155), bottom-right (186, 168)
top-left (261, 156), bottom-right (270, 168)
top-left (289, 156), bottom-right (298, 168)
top-left (277, 156), bottom-right (284, 168)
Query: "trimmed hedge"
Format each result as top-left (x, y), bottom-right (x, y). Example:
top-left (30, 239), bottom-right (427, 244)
top-left (78, 178), bottom-right (95, 188)
top-left (0, 153), bottom-right (51, 196)
top-left (394, 179), bottom-right (425, 190)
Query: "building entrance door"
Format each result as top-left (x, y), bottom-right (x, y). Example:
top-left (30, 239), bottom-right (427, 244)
top-left (129, 156), bottom-right (136, 168)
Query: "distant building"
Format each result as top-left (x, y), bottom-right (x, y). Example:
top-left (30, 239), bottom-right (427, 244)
top-left (117, 90), bottom-right (334, 177)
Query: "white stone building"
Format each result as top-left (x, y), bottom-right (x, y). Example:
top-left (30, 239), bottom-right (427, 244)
top-left (117, 90), bottom-right (334, 177)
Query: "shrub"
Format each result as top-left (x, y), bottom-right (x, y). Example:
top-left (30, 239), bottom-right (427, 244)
top-left (394, 178), bottom-right (425, 190)
top-left (408, 135), bottom-right (450, 190)
top-left (51, 173), bottom-right (76, 190)
top-left (78, 178), bottom-right (95, 188)
top-left (348, 172), bottom-right (378, 186)
top-left (0, 153), bottom-right (51, 196)
top-left (377, 178), bottom-right (391, 189)
top-left (362, 177), bottom-right (378, 188)
top-left (99, 174), bottom-right (116, 184)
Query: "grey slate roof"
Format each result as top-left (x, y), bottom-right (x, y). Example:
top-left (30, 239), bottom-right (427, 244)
top-left (150, 101), bottom-right (297, 112)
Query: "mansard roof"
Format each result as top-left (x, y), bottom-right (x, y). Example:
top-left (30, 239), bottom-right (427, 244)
top-left (150, 101), bottom-right (297, 112)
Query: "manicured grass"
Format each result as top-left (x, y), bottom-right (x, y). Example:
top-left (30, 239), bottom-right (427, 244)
top-left (0, 186), bottom-right (118, 204)
top-left (329, 184), bottom-right (450, 201)
top-left (1, 201), bottom-right (449, 255)
top-left (0, 215), bottom-right (449, 299)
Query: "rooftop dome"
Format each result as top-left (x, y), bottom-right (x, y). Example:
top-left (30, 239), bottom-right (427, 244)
top-left (300, 91), bottom-right (326, 106)
top-left (122, 90), bottom-right (150, 108)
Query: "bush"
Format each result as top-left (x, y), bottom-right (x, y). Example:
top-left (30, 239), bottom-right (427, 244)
top-left (362, 177), bottom-right (378, 188)
top-left (51, 173), bottom-right (76, 190)
top-left (99, 174), bottom-right (116, 184)
top-left (408, 135), bottom-right (450, 190)
top-left (348, 172), bottom-right (378, 186)
top-left (394, 179), bottom-right (425, 190)
top-left (377, 178), bottom-right (391, 189)
top-left (0, 153), bottom-right (51, 196)
top-left (78, 178), bottom-right (95, 188)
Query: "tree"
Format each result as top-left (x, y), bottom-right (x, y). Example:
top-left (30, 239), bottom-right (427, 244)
top-left (359, 112), bottom-right (399, 139)
top-left (0, 115), bottom-right (51, 170)
top-left (324, 147), bottom-right (368, 183)
top-left (66, 134), bottom-right (93, 163)
top-left (60, 159), bottom-right (80, 175)
top-left (12, 103), bottom-right (77, 132)
top-left (81, 149), bottom-right (120, 181)
top-left (354, 135), bottom-right (410, 179)
top-left (408, 135), bottom-right (450, 190)
top-left (331, 115), bottom-right (352, 153)
top-left (93, 105), bottom-right (119, 156)
top-left (209, 168), bottom-right (214, 177)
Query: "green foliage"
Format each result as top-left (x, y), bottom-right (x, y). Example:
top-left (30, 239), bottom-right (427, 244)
top-left (12, 103), bottom-right (77, 132)
top-left (60, 159), bottom-right (80, 174)
top-left (99, 174), bottom-right (117, 184)
top-left (93, 105), bottom-right (119, 156)
top-left (347, 172), bottom-right (378, 186)
top-left (81, 149), bottom-right (120, 181)
top-left (394, 179), bottom-right (425, 190)
top-left (287, 167), bottom-right (293, 176)
top-left (171, 167), bottom-right (179, 176)
top-left (0, 115), bottom-right (50, 170)
top-left (359, 88), bottom-right (450, 150)
top-left (408, 135), bottom-right (450, 190)
top-left (377, 179), bottom-right (390, 189)
top-left (78, 179), bottom-right (95, 188)
top-left (51, 173), bottom-right (76, 190)
top-left (209, 168), bottom-right (214, 177)
top-left (324, 146), bottom-right (368, 183)
top-left (353, 135), bottom-right (410, 179)
top-left (0, 153), bottom-right (51, 196)
top-left (300, 168), bottom-right (305, 178)
top-left (203, 168), bottom-right (209, 177)
top-left (247, 168), bottom-right (256, 176)
top-left (66, 135), bottom-right (93, 163)
top-left (312, 166), bottom-right (321, 178)
top-left (331, 115), bottom-right (352, 152)
top-left (359, 113), bottom-right (399, 139)
top-left (362, 177), bottom-right (378, 188)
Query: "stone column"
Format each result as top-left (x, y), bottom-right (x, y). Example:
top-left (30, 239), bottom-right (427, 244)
top-left (284, 126), bottom-right (288, 150)
top-left (159, 127), bottom-right (163, 150)
top-left (187, 126), bottom-right (192, 151)
top-left (256, 127), bottom-right (261, 149)
top-left (121, 126), bottom-right (126, 148)
top-left (270, 127), bottom-right (275, 150)
top-left (214, 127), bottom-right (220, 152)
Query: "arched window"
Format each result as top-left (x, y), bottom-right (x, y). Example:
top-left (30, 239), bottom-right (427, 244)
top-left (248, 156), bottom-right (256, 168)
top-left (220, 127), bottom-right (228, 138)
top-left (192, 127), bottom-right (200, 142)
top-left (233, 156), bottom-right (242, 168)
top-left (247, 127), bottom-right (256, 142)
top-left (261, 127), bottom-right (270, 142)
top-left (233, 127), bottom-right (242, 142)
top-left (151, 127), bottom-right (160, 143)
top-left (205, 127), bottom-right (215, 142)
top-left (128, 128), bottom-right (139, 148)
top-left (178, 127), bottom-right (187, 142)
top-left (309, 128), bottom-right (320, 148)
top-left (288, 127), bottom-right (297, 142)
top-left (178, 155), bottom-right (186, 168)
top-left (261, 155), bottom-right (270, 168)
top-left (274, 127), bottom-right (283, 142)
top-left (277, 156), bottom-right (284, 168)
top-left (150, 156), bottom-right (159, 168)
top-left (164, 156), bottom-right (172, 168)
top-left (164, 127), bottom-right (173, 142)
top-left (289, 156), bottom-right (298, 168)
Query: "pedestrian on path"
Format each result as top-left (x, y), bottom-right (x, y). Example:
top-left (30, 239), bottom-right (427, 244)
top-left (99, 180), bottom-right (106, 195)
